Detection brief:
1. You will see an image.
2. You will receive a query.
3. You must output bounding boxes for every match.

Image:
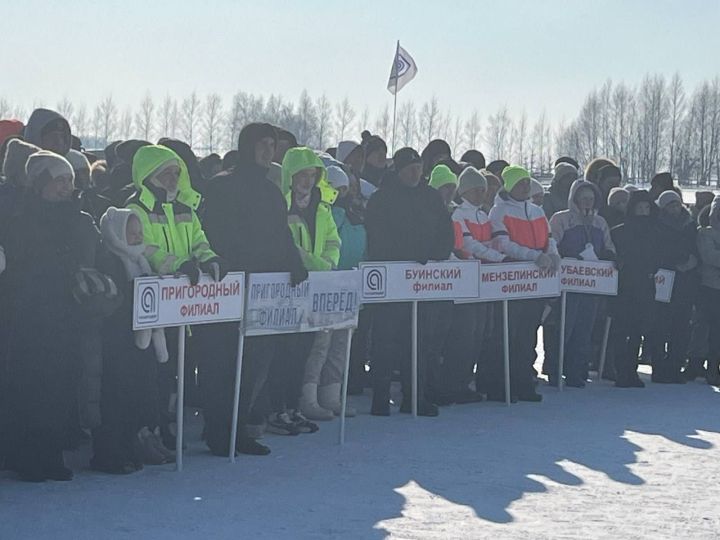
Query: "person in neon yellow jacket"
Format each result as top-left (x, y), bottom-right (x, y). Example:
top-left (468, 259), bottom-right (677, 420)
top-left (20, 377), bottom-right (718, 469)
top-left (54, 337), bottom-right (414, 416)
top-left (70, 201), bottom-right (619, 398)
top-left (126, 145), bottom-right (222, 283)
top-left (282, 147), bottom-right (341, 271)
top-left (277, 147), bottom-right (348, 425)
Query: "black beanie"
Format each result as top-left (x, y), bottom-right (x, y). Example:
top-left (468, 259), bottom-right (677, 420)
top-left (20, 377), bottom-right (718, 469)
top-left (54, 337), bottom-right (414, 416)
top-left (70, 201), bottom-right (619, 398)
top-left (392, 147), bottom-right (421, 172)
top-left (237, 123), bottom-right (277, 166)
top-left (460, 149), bottom-right (486, 170)
top-left (651, 172), bottom-right (673, 189)
top-left (361, 130), bottom-right (387, 157)
top-left (421, 139), bottom-right (452, 172)
top-left (486, 159), bottom-right (510, 178)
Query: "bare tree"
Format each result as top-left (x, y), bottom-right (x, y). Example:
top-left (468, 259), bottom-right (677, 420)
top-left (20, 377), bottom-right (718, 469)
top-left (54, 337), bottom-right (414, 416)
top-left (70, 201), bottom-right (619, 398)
top-left (464, 111), bottom-right (481, 151)
top-left (0, 98), bottom-right (10, 118)
top-left (202, 93), bottom-right (223, 153)
top-left (418, 96), bottom-right (440, 147)
top-left (335, 97), bottom-right (355, 141)
top-left (314, 94), bottom-right (333, 149)
top-left (667, 73), bottom-right (686, 177)
top-left (91, 105), bottom-right (103, 148)
top-left (136, 93), bottom-right (155, 141)
top-left (180, 92), bottom-right (202, 148)
top-left (73, 104), bottom-right (88, 142)
top-left (515, 111), bottom-right (528, 168)
top-left (156, 95), bottom-right (175, 140)
top-left (485, 106), bottom-right (512, 161)
top-left (374, 104), bottom-right (390, 142)
top-left (98, 95), bottom-right (118, 145)
top-left (530, 111), bottom-right (551, 175)
top-left (359, 106), bottom-right (370, 134)
top-left (120, 107), bottom-right (133, 140)
top-left (56, 97), bottom-right (74, 122)
top-left (296, 90), bottom-right (317, 145)
top-left (398, 101), bottom-right (417, 149)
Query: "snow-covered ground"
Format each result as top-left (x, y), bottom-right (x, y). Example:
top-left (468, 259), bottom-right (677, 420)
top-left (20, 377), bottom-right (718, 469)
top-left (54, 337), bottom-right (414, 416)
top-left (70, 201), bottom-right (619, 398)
top-left (2, 359), bottom-right (719, 540)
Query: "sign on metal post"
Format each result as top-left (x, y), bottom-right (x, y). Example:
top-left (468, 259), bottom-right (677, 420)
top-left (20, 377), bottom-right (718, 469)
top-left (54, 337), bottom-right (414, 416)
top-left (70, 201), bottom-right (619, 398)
top-left (559, 259), bottom-right (618, 295)
top-left (245, 270), bottom-right (361, 336)
top-left (360, 261), bottom-right (480, 303)
top-left (132, 272), bottom-right (246, 472)
top-left (476, 262), bottom-right (560, 301)
top-left (133, 273), bottom-right (246, 330)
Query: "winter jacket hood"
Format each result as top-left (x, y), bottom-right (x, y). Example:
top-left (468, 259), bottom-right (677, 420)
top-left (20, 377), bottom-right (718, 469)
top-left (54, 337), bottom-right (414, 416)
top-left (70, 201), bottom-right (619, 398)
top-left (24, 108), bottom-right (70, 148)
top-left (132, 145), bottom-right (201, 211)
top-left (567, 179), bottom-right (601, 215)
top-left (99, 207), bottom-right (150, 278)
top-left (550, 180), bottom-right (615, 260)
top-left (281, 146), bottom-right (337, 204)
top-left (2, 138), bottom-right (41, 187)
top-left (157, 138), bottom-right (205, 194)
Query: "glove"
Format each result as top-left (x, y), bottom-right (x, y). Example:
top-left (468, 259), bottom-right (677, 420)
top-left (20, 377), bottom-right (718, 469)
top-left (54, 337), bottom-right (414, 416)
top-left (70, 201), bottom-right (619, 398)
top-left (549, 253), bottom-right (561, 273)
top-left (535, 253), bottom-right (552, 271)
top-left (415, 257), bottom-right (429, 265)
top-left (178, 259), bottom-right (201, 286)
top-left (200, 256), bottom-right (229, 282)
top-left (598, 249), bottom-right (616, 262)
top-left (290, 265), bottom-right (309, 287)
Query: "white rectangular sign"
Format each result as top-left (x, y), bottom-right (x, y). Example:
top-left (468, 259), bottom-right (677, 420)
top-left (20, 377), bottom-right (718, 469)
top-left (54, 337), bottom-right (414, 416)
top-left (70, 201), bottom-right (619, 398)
top-left (655, 269), bottom-right (676, 303)
top-left (559, 259), bottom-right (618, 296)
top-left (359, 261), bottom-right (480, 303)
top-left (245, 270), bottom-right (361, 336)
top-left (476, 262), bottom-right (561, 302)
top-left (133, 272), bottom-right (245, 330)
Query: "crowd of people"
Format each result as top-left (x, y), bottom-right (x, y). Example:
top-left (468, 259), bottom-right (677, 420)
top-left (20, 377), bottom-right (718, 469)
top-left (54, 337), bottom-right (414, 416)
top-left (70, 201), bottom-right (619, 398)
top-left (0, 108), bottom-right (718, 483)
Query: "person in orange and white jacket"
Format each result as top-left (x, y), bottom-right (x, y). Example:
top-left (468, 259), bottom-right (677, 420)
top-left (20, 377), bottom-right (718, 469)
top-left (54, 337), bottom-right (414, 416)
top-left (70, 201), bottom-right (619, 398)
top-left (482, 165), bottom-right (560, 404)
top-left (452, 167), bottom-right (505, 263)
top-left (437, 167), bottom-right (505, 406)
top-left (489, 165), bottom-right (560, 269)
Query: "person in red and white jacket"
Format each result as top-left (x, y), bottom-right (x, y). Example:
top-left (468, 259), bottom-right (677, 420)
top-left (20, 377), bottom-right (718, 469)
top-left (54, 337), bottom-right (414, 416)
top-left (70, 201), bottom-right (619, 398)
top-left (452, 167), bottom-right (505, 263)
top-left (482, 165), bottom-right (560, 403)
top-left (437, 167), bottom-right (506, 405)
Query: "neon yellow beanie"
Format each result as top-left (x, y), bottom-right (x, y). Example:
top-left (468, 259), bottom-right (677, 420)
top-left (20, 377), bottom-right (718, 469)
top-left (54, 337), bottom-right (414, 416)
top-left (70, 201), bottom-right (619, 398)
top-left (429, 164), bottom-right (458, 190)
top-left (501, 165), bottom-right (531, 192)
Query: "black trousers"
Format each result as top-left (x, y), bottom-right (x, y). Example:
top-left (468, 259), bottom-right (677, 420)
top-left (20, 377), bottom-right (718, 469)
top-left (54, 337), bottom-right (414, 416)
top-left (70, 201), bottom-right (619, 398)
top-left (197, 324), bottom-right (274, 450)
top-left (267, 333), bottom-right (315, 413)
top-left (370, 301), bottom-right (452, 406)
top-left (93, 344), bottom-right (159, 466)
top-left (648, 299), bottom-right (693, 381)
top-left (611, 296), bottom-right (655, 384)
top-left (479, 298), bottom-right (544, 399)
top-left (437, 302), bottom-right (489, 398)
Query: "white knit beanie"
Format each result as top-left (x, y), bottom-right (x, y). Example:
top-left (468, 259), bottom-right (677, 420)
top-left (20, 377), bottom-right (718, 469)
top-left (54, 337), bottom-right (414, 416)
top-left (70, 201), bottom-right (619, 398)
top-left (25, 150), bottom-right (75, 191)
top-left (326, 165), bottom-right (349, 190)
top-left (336, 141), bottom-right (361, 163)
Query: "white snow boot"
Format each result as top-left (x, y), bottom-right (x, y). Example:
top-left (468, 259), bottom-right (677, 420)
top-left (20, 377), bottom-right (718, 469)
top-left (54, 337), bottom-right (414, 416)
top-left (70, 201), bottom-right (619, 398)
top-left (318, 383), bottom-right (356, 417)
top-left (299, 383), bottom-right (334, 421)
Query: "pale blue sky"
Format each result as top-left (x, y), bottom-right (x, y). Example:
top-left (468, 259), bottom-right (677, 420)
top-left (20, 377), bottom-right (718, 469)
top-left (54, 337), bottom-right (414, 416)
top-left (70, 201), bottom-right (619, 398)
top-left (2, 0), bottom-right (718, 124)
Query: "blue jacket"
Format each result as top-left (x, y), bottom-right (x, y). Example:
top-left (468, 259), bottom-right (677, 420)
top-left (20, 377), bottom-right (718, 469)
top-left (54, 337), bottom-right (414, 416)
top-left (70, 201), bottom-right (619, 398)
top-left (332, 206), bottom-right (366, 270)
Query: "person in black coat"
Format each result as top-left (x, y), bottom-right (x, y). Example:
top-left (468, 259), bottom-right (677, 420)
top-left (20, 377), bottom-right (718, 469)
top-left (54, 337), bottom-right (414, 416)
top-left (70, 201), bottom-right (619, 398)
top-left (647, 191), bottom-right (699, 383)
top-left (199, 123), bottom-right (308, 456)
top-left (1, 151), bottom-right (99, 482)
top-left (610, 190), bottom-right (662, 388)
top-left (364, 147), bottom-right (455, 417)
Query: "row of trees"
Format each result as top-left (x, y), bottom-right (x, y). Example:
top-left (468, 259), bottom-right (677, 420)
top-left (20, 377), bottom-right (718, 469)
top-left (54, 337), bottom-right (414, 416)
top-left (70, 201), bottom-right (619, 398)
top-left (1, 73), bottom-right (718, 183)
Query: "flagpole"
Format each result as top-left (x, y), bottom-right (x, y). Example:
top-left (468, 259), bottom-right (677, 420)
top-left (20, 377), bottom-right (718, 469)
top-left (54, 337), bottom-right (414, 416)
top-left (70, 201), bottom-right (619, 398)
top-left (391, 40), bottom-right (400, 154)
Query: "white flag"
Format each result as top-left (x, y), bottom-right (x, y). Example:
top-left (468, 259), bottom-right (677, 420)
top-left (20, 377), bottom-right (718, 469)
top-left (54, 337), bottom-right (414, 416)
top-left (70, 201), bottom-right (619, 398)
top-left (387, 44), bottom-right (418, 95)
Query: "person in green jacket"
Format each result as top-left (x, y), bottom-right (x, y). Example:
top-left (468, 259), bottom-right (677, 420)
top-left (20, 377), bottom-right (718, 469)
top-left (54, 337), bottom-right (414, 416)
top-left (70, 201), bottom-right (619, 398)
top-left (126, 145), bottom-right (224, 283)
top-left (268, 148), bottom-right (349, 426)
top-left (282, 147), bottom-right (341, 271)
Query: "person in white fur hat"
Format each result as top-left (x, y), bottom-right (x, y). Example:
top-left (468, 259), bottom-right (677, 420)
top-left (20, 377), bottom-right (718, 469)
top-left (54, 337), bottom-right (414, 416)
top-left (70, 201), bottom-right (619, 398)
top-left (93, 206), bottom-right (174, 473)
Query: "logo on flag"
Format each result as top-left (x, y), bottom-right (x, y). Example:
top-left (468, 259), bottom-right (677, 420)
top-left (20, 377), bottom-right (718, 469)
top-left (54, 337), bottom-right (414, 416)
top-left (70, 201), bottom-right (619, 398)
top-left (387, 43), bottom-right (418, 95)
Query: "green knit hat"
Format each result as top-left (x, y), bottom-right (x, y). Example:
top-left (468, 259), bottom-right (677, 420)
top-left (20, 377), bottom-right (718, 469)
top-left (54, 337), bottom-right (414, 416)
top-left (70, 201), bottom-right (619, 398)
top-left (429, 164), bottom-right (458, 190)
top-left (501, 165), bottom-right (531, 192)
